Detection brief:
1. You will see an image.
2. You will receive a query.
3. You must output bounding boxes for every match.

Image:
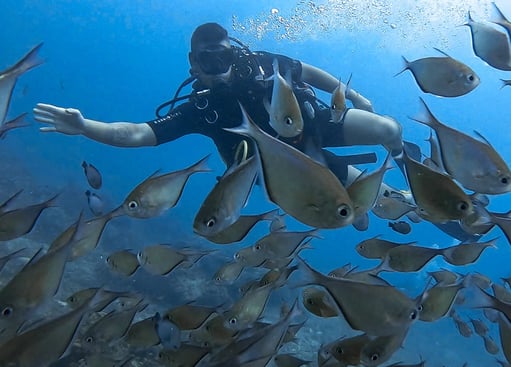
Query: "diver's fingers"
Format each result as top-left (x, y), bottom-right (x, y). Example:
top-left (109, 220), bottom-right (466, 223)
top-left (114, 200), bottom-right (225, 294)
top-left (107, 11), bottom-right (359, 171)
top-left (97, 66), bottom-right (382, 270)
top-left (39, 126), bottom-right (57, 133)
top-left (34, 103), bottom-right (64, 113)
top-left (33, 116), bottom-right (55, 124)
top-left (33, 108), bottom-right (55, 119)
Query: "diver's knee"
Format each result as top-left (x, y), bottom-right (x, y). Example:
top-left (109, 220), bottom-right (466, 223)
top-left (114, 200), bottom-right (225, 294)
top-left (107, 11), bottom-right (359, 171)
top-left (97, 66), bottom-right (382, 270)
top-left (379, 115), bottom-right (403, 154)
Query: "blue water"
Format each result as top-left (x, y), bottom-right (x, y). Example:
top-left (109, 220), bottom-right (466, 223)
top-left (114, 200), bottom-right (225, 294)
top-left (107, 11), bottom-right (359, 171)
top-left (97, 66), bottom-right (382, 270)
top-left (2, 0), bottom-right (511, 366)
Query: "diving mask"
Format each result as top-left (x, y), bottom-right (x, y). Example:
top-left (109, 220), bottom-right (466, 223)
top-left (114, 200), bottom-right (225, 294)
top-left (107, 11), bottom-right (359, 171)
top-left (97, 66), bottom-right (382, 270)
top-left (195, 46), bottom-right (234, 75)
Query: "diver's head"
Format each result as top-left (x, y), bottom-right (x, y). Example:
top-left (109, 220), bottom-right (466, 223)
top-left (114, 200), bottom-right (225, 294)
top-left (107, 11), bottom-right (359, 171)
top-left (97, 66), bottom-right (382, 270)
top-left (189, 23), bottom-right (234, 87)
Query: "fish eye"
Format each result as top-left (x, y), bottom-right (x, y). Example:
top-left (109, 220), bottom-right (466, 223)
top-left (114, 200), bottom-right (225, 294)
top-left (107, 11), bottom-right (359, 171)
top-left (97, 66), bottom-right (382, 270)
top-left (370, 353), bottom-right (380, 361)
top-left (336, 204), bottom-right (350, 218)
top-left (306, 298), bottom-right (315, 305)
top-left (501, 177), bottom-right (509, 184)
top-left (409, 310), bottom-right (418, 320)
top-left (383, 190), bottom-right (390, 197)
top-left (205, 217), bottom-right (216, 228)
top-left (229, 317), bottom-right (237, 325)
top-left (1, 307), bottom-right (13, 317)
top-left (254, 244), bottom-right (262, 251)
top-left (335, 347), bottom-right (344, 355)
top-left (127, 200), bottom-right (138, 209)
top-left (202, 341), bottom-right (210, 348)
top-left (285, 117), bottom-right (293, 126)
top-left (85, 336), bottom-right (94, 344)
top-left (417, 304), bottom-right (424, 312)
top-left (234, 253), bottom-right (241, 260)
top-left (467, 74), bottom-right (475, 82)
top-left (457, 201), bottom-right (469, 211)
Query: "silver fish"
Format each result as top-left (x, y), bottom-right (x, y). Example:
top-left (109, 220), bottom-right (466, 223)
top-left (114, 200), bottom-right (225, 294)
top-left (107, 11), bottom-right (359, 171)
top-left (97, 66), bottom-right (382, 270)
top-left (48, 211), bottom-right (116, 260)
top-left (441, 238), bottom-right (497, 266)
top-left (194, 155), bottom-right (258, 237)
top-left (360, 328), bottom-right (409, 367)
top-left (347, 153), bottom-right (393, 218)
top-left (0, 193), bottom-right (59, 241)
top-left (372, 189), bottom-right (416, 220)
top-left (497, 315), bottom-right (511, 363)
top-left (411, 98), bottom-right (511, 194)
top-left (419, 281), bottom-right (465, 322)
top-left (297, 256), bottom-right (422, 336)
top-left (0, 213), bottom-right (84, 335)
top-left (106, 250), bottom-right (139, 277)
top-left (464, 11), bottom-right (511, 71)
top-left (117, 155), bottom-right (211, 218)
top-left (402, 145), bottom-right (473, 223)
top-left (205, 209), bottom-right (280, 244)
top-left (225, 105), bottom-right (354, 229)
top-left (264, 58), bottom-right (303, 137)
top-left (395, 49), bottom-right (479, 97)
top-left (137, 244), bottom-right (208, 276)
top-left (0, 43), bottom-right (44, 125)
top-left (318, 333), bottom-right (371, 367)
top-left (0, 288), bottom-right (100, 367)
top-left (330, 74), bottom-right (351, 123)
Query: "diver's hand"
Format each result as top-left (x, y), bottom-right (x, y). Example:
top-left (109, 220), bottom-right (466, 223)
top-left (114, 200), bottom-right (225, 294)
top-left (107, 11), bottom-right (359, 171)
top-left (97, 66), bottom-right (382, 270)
top-left (33, 103), bottom-right (86, 135)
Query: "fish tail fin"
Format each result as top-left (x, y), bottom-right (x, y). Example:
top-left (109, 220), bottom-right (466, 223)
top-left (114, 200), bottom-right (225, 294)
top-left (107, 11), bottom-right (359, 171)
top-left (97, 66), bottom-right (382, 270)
top-left (186, 154), bottom-right (212, 175)
top-left (223, 102), bottom-right (261, 139)
top-left (45, 192), bottom-right (62, 208)
top-left (409, 97), bottom-right (441, 129)
top-left (4, 112), bottom-right (30, 128)
top-left (292, 256), bottom-right (327, 288)
top-left (7, 42), bottom-right (45, 76)
top-left (393, 56), bottom-right (410, 77)
top-left (461, 11), bottom-right (475, 27)
top-left (491, 2), bottom-right (509, 24)
top-left (500, 79), bottom-right (510, 89)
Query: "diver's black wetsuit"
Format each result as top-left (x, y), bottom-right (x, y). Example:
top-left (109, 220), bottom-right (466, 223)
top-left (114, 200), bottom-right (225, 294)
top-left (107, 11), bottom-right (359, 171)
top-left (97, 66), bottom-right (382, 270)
top-left (146, 47), bottom-right (351, 178)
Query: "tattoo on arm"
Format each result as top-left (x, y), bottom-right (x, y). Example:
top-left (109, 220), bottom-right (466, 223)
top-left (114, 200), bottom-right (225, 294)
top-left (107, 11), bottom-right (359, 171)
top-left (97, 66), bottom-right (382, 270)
top-left (112, 125), bottom-right (132, 145)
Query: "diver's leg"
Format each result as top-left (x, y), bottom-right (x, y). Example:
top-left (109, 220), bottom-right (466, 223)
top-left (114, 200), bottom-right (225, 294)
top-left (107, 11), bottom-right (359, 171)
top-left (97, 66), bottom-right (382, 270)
top-left (321, 108), bottom-right (403, 157)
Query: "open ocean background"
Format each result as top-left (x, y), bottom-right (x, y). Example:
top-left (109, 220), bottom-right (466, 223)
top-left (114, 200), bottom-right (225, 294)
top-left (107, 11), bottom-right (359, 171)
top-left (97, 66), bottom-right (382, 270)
top-left (2, 1), bottom-right (511, 366)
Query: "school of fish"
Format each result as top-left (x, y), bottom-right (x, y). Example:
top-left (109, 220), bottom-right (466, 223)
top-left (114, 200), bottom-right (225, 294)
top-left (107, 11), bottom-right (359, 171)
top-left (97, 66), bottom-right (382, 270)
top-left (2, 4), bottom-right (511, 367)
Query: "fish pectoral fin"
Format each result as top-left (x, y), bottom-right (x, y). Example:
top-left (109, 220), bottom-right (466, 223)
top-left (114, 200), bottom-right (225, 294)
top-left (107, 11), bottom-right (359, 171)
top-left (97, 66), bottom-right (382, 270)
top-left (307, 204), bottom-right (321, 212)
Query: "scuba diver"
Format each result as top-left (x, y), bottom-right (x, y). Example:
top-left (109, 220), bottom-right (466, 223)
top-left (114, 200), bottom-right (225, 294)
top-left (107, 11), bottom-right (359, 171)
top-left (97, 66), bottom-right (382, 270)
top-left (34, 22), bottom-right (483, 241)
top-left (33, 22), bottom-right (404, 185)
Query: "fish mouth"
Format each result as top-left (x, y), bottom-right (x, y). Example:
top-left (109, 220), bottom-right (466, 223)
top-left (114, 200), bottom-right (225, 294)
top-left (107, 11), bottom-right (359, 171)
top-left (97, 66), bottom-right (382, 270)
top-left (108, 205), bottom-right (126, 218)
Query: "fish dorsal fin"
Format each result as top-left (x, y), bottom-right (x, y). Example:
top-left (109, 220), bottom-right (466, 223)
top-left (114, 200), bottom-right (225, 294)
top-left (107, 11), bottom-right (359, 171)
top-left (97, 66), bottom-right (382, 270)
top-left (432, 47), bottom-right (453, 58)
top-left (473, 130), bottom-right (494, 147)
top-left (491, 2), bottom-right (510, 24)
top-left (146, 168), bottom-right (162, 180)
top-left (0, 189), bottom-right (24, 213)
top-left (349, 169), bottom-right (369, 186)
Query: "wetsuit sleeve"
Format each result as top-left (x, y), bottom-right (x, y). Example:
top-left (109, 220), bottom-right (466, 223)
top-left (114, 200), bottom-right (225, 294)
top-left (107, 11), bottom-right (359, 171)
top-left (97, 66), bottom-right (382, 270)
top-left (145, 101), bottom-right (203, 145)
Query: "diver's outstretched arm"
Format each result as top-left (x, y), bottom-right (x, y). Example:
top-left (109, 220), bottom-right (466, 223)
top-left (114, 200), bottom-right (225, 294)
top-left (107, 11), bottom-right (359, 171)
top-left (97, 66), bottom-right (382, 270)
top-left (300, 62), bottom-right (374, 112)
top-left (33, 103), bottom-right (157, 147)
